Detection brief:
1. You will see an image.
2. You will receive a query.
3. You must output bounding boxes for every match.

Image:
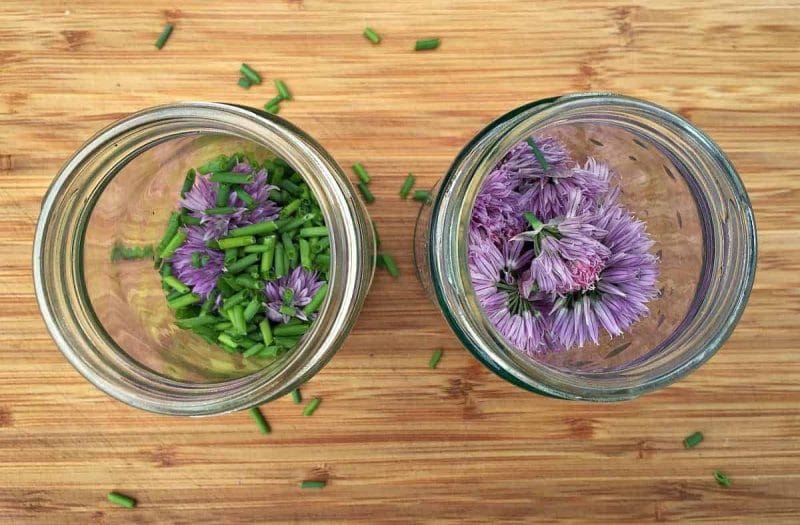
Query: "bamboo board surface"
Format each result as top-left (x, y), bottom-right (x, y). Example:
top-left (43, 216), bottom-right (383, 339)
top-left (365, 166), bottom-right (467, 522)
top-left (1, 1), bottom-right (799, 523)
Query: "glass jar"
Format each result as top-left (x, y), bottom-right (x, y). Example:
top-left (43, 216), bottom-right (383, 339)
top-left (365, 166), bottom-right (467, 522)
top-left (34, 102), bottom-right (375, 415)
top-left (415, 93), bottom-right (756, 401)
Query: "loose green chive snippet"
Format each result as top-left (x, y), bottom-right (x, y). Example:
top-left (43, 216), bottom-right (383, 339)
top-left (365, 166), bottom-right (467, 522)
top-left (291, 389), bottom-right (302, 404)
top-left (412, 190), bottom-right (431, 204)
top-left (248, 407), bottom-right (271, 434)
top-left (683, 431), bottom-right (704, 449)
top-left (358, 181), bottom-right (375, 204)
top-left (265, 104), bottom-right (280, 115)
top-left (240, 63), bottom-right (262, 85)
top-left (380, 253), bottom-right (399, 278)
top-left (352, 163), bottom-right (371, 184)
top-left (526, 137), bottom-right (550, 171)
top-left (415, 37), bottom-right (440, 51)
top-left (399, 174), bottom-right (415, 199)
top-left (154, 23), bottom-right (174, 50)
top-left (429, 348), bottom-right (443, 369)
top-left (363, 27), bottom-right (381, 44)
top-left (275, 79), bottom-right (292, 100)
top-left (107, 491), bottom-right (137, 508)
top-left (238, 77), bottom-right (252, 89)
top-left (303, 397), bottom-right (321, 416)
top-left (713, 470), bottom-right (732, 488)
top-left (300, 480), bottom-right (326, 489)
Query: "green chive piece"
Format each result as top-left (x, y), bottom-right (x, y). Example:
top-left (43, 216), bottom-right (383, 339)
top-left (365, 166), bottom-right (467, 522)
top-left (279, 213), bottom-right (315, 232)
top-left (274, 323), bottom-right (311, 337)
top-left (265, 103), bottom-right (280, 115)
top-left (259, 320), bottom-right (274, 347)
top-left (291, 389), bottom-right (302, 404)
top-left (237, 77), bottom-right (252, 89)
top-left (352, 163), bottom-right (371, 184)
top-left (429, 348), bottom-right (444, 369)
top-left (175, 316), bottom-right (219, 329)
top-left (380, 253), bottom-right (399, 278)
top-left (399, 173), bottom-right (415, 199)
top-left (217, 235), bottom-right (256, 250)
top-left (363, 27), bottom-right (381, 44)
top-left (414, 37), bottom-right (440, 51)
top-left (181, 214), bottom-right (201, 225)
top-left (154, 23), bottom-right (173, 50)
top-left (526, 137), bottom-right (550, 171)
top-left (223, 290), bottom-right (247, 309)
top-left (168, 292), bottom-right (200, 310)
top-left (243, 298), bottom-right (261, 321)
top-left (110, 244), bottom-right (154, 262)
top-left (274, 242), bottom-right (286, 277)
top-left (157, 212), bottom-right (181, 254)
top-left (205, 206), bottom-right (237, 215)
top-left (683, 431), bottom-right (704, 449)
top-left (231, 305), bottom-right (247, 334)
top-left (713, 470), bottom-right (732, 488)
top-left (300, 226), bottom-right (329, 238)
top-left (523, 212), bottom-right (544, 231)
top-left (242, 342), bottom-right (265, 358)
top-left (265, 94), bottom-right (283, 110)
top-left (303, 397), bottom-right (321, 416)
top-left (224, 248), bottom-right (237, 266)
top-left (235, 188), bottom-right (256, 208)
top-left (107, 491), bottom-right (137, 508)
top-left (240, 63), bottom-right (262, 85)
top-left (299, 238), bottom-right (311, 269)
top-left (159, 230), bottom-right (187, 259)
top-left (162, 275), bottom-right (189, 294)
top-left (261, 236), bottom-right (277, 276)
top-left (358, 181), bottom-right (375, 204)
top-left (282, 235), bottom-right (299, 268)
top-left (199, 292), bottom-right (217, 316)
top-left (218, 333), bottom-right (238, 349)
top-left (280, 199), bottom-right (301, 218)
top-left (258, 345), bottom-right (281, 357)
top-left (248, 407), bottom-right (271, 434)
top-left (243, 244), bottom-right (271, 253)
top-left (279, 179), bottom-right (302, 195)
top-left (275, 79), bottom-right (292, 100)
top-left (216, 183), bottom-right (231, 207)
top-left (303, 283), bottom-right (328, 316)
top-left (226, 253), bottom-right (260, 274)
top-left (209, 172), bottom-right (252, 185)
top-left (412, 190), bottom-right (431, 203)
top-left (181, 169), bottom-right (196, 197)
top-left (235, 275), bottom-right (261, 290)
top-left (228, 221), bottom-right (278, 237)
top-left (300, 480), bottom-right (326, 489)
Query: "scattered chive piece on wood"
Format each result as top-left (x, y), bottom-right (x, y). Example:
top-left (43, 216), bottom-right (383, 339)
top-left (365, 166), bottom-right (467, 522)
top-left (429, 348), bottom-right (444, 369)
top-left (399, 174), bottom-right (415, 199)
top-left (526, 137), bottom-right (550, 171)
top-left (154, 23), bottom-right (173, 50)
top-left (300, 480), bottom-right (326, 489)
top-left (358, 181), bottom-right (375, 204)
top-left (352, 163), bottom-right (371, 184)
top-left (683, 431), bottom-right (704, 449)
top-left (291, 389), bottom-right (302, 404)
top-left (363, 27), bottom-right (381, 44)
top-left (412, 190), bottom-right (432, 204)
top-left (238, 77), bottom-right (252, 89)
top-left (265, 95), bottom-right (283, 110)
top-left (303, 397), bottom-right (321, 416)
top-left (414, 37), bottom-right (440, 51)
top-left (265, 104), bottom-right (280, 115)
top-left (248, 407), bottom-right (271, 434)
top-left (107, 491), bottom-right (137, 508)
top-left (713, 470), bottom-right (732, 488)
top-left (240, 63), bottom-right (262, 85)
top-left (380, 253), bottom-right (399, 277)
top-left (275, 79), bottom-right (292, 100)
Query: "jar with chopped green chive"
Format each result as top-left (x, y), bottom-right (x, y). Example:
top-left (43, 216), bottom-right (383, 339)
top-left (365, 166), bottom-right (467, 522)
top-left (34, 102), bottom-right (375, 415)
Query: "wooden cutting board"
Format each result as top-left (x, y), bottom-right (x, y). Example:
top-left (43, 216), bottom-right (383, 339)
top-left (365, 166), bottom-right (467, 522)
top-left (1, 1), bottom-right (798, 523)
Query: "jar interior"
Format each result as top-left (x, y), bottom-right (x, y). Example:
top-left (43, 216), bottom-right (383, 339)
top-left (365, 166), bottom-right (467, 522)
top-left (83, 133), bottom-right (289, 384)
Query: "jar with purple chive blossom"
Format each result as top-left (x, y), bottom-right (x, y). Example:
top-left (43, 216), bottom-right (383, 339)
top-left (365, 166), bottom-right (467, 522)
top-left (34, 102), bottom-right (375, 415)
top-left (414, 93), bottom-right (756, 401)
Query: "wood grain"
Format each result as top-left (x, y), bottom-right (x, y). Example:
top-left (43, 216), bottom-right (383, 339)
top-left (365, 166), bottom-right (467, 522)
top-left (1, 1), bottom-right (799, 523)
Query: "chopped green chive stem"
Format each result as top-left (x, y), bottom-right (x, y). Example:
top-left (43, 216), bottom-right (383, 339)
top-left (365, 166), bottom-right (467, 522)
top-left (175, 316), bottom-right (219, 329)
top-left (248, 406), bottom-right (271, 434)
top-left (235, 188), bottom-right (256, 208)
top-left (299, 238), bottom-right (311, 269)
top-left (315, 254), bottom-right (331, 267)
top-left (111, 244), bottom-right (154, 262)
top-left (258, 345), bottom-right (281, 358)
top-left (226, 253), bottom-right (260, 274)
top-left (264, 94), bottom-right (283, 109)
top-left (412, 190), bottom-right (432, 203)
top-left (291, 389), bottom-right (302, 404)
top-left (243, 244), bottom-right (271, 253)
top-left (210, 172), bottom-right (252, 185)
top-left (154, 23), bottom-right (173, 50)
top-left (280, 213), bottom-right (315, 232)
top-left (159, 230), bottom-right (187, 259)
top-left (259, 320), bottom-right (274, 347)
top-left (224, 290), bottom-right (247, 309)
top-left (235, 275), bottom-right (262, 290)
top-left (713, 470), bottom-right (732, 488)
top-left (181, 169), bottom-right (196, 197)
top-left (181, 214), bottom-right (201, 225)
top-left (107, 491), bottom-right (137, 508)
top-left (300, 480), bottom-right (326, 489)
top-left (358, 181), bottom-right (375, 203)
top-left (237, 77), bottom-right (252, 89)
top-left (429, 348), bottom-right (444, 369)
top-left (275, 336), bottom-right (300, 348)
top-left (216, 184), bottom-right (231, 207)
top-left (275, 79), bottom-right (292, 100)
top-left (303, 397), bottom-right (321, 416)
top-left (279, 179), bottom-right (302, 195)
top-left (526, 137), bottom-right (550, 171)
top-left (168, 292), bottom-right (200, 310)
top-left (199, 293), bottom-right (217, 316)
top-left (523, 212), bottom-right (544, 231)
top-left (280, 199), bottom-right (302, 218)
top-left (163, 275), bottom-right (190, 294)
top-left (218, 333), bottom-right (238, 349)
top-left (274, 243), bottom-right (286, 277)
top-left (415, 37), bottom-right (440, 51)
top-left (242, 343), bottom-right (265, 358)
top-left (228, 221), bottom-right (278, 237)
top-left (683, 431), bottom-right (704, 449)
top-left (160, 263), bottom-right (172, 278)
top-left (303, 283), bottom-right (328, 316)
top-left (157, 212), bottom-right (181, 254)
top-left (300, 226), bottom-right (329, 238)
top-left (363, 27), bottom-right (381, 44)
top-left (231, 305), bottom-right (247, 334)
top-left (352, 163), bottom-right (371, 184)
top-left (399, 174), bottom-right (415, 199)
top-left (224, 249), bottom-right (238, 265)
top-left (165, 289), bottom-right (183, 302)
top-left (217, 235), bottom-right (257, 250)
top-left (205, 206), bottom-right (237, 215)
top-left (380, 253), bottom-right (400, 278)
top-left (243, 298), bottom-right (261, 321)
top-left (240, 63), bottom-right (262, 85)
top-left (274, 323), bottom-right (311, 337)
top-left (265, 104), bottom-right (280, 115)
top-left (261, 236), bottom-right (277, 276)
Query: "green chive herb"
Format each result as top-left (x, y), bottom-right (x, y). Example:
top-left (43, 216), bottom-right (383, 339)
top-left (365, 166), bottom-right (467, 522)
top-left (181, 169), bottom-right (196, 197)
top-left (300, 480), bottom-right (326, 489)
top-left (399, 173), bottom-right (415, 199)
top-left (412, 190), bottom-right (432, 204)
top-left (159, 230), bottom-right (187, 259)
top-left (238, 77), bottom-right (252, 89)
top-left (154, 23), bottom-right (174, 50)
top-left (358, 181), bottom-right (375, 204)
top-left (291, 389), bottom-right (302, 404)
top-left (526, 137), bottom-right (550, 171)
top-left (240, 63), bottom-right (262, 85)
top-left (235, 188), bottom-right (256, 208)
top-left (303, 397), bottom-right (321, 416)
top-left (107, 491), bottom-right (137, 508)
top-left (352, 163), bottom-right (371, 184)
top-left (713, 470), bottom-right (732, 488)
top-left (299, 226), bottom-right (329, 238)
top-left (363, 27), bottom-right (381, 44)
top-left (275, 79), bottom-right (292, 100)
top-left (380, 253), bottom-right (399, 278)
top-left (209, 172), bottom-right (252, 185)
top-left (414, 37), bottom-right (440, 51)
top-left (217, 235), bottom-right (257, 250)
top-left (303, 283), bottom-right (328, 316)
top-left (429, 348), bottom-right (444, 369)
top-left (265, 103), bottom-right (280, 115)
top-left (683, 431), bottom-right (704, 449)
top-left (110, 243), bottom-right (154, 262)
top-left (248, 407), bottom-right (271, 434)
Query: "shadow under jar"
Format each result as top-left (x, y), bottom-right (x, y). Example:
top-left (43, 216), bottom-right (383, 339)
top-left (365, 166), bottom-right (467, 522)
top-left (34, 102), bottom-right (375, 416)
top-left (415, 93), bottom-right (756, 401)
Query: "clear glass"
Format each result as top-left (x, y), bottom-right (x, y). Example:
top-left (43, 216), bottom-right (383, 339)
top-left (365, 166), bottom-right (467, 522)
top-left (415, 93), bottom-right (756, 401)
top-left (34, 102), bottom-right (375, 415)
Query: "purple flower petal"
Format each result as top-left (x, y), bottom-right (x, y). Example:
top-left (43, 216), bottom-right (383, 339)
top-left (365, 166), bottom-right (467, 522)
top-left (263, 266), bottom-right (325, 324)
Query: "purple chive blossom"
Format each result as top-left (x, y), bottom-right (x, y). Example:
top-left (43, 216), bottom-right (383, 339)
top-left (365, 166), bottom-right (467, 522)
top-left (169, 226), bottom-right (225, 298)
top-left (470, 168), bottom-right (525, 243)
top-left (263, 266), bottom-right (325, 324)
